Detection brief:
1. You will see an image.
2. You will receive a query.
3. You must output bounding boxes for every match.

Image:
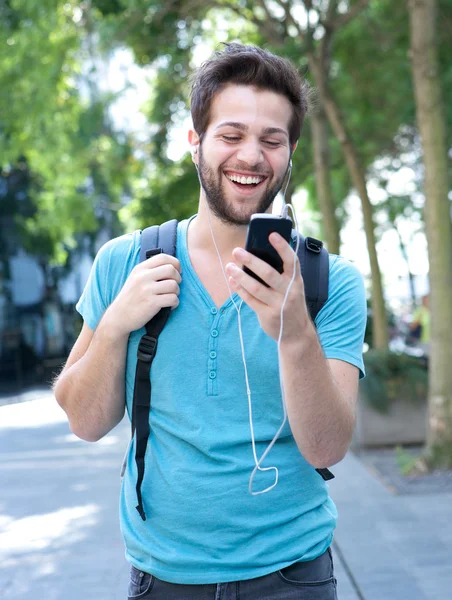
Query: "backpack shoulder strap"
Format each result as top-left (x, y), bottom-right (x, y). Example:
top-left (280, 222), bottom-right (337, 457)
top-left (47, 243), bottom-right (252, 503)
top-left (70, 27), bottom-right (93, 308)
top-left (294, 231), bottom-right (334, 483)
top-left (140, 219), bottom-right (178, 262)
top-left (130, 219), bottom-right (178, 521)
top-left (295, 232), bottom-right (329, 323)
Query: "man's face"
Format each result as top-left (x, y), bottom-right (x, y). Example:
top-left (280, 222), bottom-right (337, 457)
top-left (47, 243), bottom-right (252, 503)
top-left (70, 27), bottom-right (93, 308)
top-left (194, 84), bottom-right (294, 226)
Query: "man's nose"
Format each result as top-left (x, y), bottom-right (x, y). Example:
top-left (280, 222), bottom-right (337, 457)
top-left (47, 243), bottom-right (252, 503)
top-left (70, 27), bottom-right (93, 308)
top-left (236, 141), bottom-right (264, 166)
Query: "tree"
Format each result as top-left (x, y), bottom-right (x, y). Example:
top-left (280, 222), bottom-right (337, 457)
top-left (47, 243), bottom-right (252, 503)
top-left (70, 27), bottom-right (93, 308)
top-left (0, 0), bottom-right (143, 262)
top-left (407, 0), bottom-right (452, 468)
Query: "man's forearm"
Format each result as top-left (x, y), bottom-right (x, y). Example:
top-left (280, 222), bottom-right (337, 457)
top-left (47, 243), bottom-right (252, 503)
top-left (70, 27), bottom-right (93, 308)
top-left (279, 322), bottom-right (355, 467)
top-left (54, 312), bottom-right (128, 441)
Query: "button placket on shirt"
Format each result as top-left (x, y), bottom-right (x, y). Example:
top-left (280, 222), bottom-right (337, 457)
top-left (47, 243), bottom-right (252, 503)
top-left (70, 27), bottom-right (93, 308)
top-left (208, 308), bottom-right (222, 396)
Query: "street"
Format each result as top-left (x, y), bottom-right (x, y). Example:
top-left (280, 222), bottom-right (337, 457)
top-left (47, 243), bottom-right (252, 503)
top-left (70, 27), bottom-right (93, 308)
top-left (0, 392), bottom-right (130, 599)
top-left (2, 391), bottom-right (452, 600)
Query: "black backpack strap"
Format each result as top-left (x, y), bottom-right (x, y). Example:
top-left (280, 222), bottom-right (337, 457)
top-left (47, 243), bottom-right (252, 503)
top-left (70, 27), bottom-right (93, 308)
top-left (294, 232), bottom-right (334, 483)
top-left (133, 219), bottom-right (178, 521)
top-left (295, 233), bottom-right (329, 322)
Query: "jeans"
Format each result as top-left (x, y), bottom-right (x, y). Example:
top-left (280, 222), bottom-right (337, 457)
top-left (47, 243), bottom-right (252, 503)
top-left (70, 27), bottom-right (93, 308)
top-left (127, 547), bottom-right (338, 599)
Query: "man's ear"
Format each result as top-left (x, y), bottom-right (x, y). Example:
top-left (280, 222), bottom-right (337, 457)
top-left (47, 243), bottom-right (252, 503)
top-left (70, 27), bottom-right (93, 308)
top-left (188, 130), bottom-right (200, 162)
top-left (291, 142), bottom-right (298, 154)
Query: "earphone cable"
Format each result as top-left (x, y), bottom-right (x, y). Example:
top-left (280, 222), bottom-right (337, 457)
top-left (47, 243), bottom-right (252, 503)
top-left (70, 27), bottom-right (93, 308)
top-left (199, 158), bottom-right (299, 494)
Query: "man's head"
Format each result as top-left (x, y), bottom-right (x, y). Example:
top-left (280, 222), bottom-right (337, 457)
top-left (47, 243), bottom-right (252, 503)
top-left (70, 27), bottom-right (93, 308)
top-left (188, 43), bottom-right (310, 225)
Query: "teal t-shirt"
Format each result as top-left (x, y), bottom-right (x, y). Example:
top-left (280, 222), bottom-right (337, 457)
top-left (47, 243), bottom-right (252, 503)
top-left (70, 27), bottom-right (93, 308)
top-left (76, 217), bottom-right (367, 584)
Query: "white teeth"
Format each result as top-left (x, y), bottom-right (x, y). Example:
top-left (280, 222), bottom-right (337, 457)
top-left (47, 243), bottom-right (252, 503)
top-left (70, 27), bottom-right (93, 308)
top-left (226, 174), bottom-right (264, 185)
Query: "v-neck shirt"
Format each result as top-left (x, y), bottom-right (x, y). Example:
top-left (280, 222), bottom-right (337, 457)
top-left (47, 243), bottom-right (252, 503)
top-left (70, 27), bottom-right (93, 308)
top-left (76, 216), bottom-right (366, 584)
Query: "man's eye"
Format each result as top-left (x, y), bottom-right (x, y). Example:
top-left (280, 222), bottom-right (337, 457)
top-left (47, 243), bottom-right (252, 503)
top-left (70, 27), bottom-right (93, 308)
top-left (264, 141), bottom-right (281, 147)
top-left (222, 136), bottom-right (240, 142)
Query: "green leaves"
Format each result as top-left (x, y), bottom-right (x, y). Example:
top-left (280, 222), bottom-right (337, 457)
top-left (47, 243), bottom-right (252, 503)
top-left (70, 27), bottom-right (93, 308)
top-left (2, 0), bottom-right (451, 265)
top-left (0, 0), bottom-right (146, 262)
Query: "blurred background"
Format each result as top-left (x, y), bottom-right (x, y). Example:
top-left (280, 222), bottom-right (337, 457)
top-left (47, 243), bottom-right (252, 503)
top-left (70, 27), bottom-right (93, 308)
top-left (1, 2), bottom-right (452, 598)
top-left (0, 0), bottom-right (451, 460)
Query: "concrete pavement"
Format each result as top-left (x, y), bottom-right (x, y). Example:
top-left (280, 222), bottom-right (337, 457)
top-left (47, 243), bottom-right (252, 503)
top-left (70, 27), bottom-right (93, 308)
top-left (0, 392), bottom-right (130, 599)
top-left (1, 390), bottom-right (451, 599)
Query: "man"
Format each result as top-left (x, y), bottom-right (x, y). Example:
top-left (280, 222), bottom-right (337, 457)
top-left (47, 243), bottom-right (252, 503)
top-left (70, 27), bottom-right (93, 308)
top-left (54, 43), bottom-right (367, 599)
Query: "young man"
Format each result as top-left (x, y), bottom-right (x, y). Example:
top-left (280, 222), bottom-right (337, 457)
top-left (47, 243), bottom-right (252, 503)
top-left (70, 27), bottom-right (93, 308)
top-left (54, 43), bottom-right (366, 599)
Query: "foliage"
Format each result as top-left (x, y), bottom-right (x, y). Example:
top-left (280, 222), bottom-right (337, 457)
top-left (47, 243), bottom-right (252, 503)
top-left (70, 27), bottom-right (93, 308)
top-left (93, 0), bottom-right (450, 240)
top-left (360, 349), bottom-right (428, 414)
top-left (0, 1), bottom-right (145, 263)
top-left (395, 445), bottom-right (420, 476)
top-left (120, 154), bottom-right (199, 230)
top-left (2, 0), bottom-right (451, 260)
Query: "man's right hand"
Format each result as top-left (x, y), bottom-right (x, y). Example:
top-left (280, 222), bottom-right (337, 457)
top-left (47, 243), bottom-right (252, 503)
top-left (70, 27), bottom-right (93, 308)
top-left (105, 253), bottom-right (182, 336)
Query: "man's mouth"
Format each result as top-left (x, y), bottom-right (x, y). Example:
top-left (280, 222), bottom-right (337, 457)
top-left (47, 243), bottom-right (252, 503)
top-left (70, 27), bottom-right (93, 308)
top-left (224, 171), bottom-right (268, 192)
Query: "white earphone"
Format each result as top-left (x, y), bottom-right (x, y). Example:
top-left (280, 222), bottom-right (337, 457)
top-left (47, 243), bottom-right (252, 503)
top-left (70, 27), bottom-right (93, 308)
top-left (191, 145), bottom-right (199, 170)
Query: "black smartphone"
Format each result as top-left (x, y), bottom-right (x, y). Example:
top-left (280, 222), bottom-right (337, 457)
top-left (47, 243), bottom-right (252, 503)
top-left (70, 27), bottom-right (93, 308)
top-left (243, 214), bottom-right (293, 286)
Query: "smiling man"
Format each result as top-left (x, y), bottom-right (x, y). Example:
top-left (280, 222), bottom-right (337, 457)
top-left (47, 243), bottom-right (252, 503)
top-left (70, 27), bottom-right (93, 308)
top-left (192, 87), bottom-right (292, 225)
top-left (54, 43), bottom-right (367, 600)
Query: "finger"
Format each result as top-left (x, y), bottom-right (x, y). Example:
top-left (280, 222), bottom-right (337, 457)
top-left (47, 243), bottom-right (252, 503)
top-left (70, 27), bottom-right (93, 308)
top-left (226, 263), bottom-right (273, 305)
top-left (157, 293), bottom-right (180, 310)
top-left (151, 279), bottom-right (180, 296)
top-left (268, 233), bottom-right (300, 279)
top-left (229, 277), bottom-right (267, 312)
top-left (231, 248), bottom-right (283, 291)
top-left (143, 253), bottom-right (182, 272)
top-left (148, 264), bottom-right (182, 283)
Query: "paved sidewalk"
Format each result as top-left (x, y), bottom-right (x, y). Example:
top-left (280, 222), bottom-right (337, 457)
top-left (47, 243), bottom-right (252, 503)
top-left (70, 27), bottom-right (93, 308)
top-left (0, 392), bottom-right (130, 600)
top-left (1, 390), bottom-right (451, 599)
top-left (330, 451), bottom-right (452, 600)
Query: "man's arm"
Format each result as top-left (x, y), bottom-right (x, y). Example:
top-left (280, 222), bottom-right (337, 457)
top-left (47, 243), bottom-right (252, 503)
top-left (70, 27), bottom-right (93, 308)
top-left (53, 316), bottom-right (128, 442)
top-left (226, 232), bottom-right (365, 468)
top-left (54, 250), bottom-right (182, 442)
top-left (278, 327), bottom-right (359, 468)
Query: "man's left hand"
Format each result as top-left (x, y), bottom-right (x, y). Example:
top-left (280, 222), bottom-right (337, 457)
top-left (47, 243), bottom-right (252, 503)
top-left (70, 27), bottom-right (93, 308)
top-left (225, 232), bottom-right (311, 342)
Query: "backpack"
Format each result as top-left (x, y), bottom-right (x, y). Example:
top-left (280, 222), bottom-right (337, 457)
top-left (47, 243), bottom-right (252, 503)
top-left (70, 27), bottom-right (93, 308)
top-left (129, 219), bottom-right (334, 521)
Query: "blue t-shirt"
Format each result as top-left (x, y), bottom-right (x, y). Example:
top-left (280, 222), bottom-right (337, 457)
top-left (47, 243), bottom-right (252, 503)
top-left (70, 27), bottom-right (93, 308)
top-left (76, 217), bottom-right (367, 584)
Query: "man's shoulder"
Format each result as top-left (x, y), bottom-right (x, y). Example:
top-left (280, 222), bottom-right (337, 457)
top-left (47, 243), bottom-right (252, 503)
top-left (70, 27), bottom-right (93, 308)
top-left (327, 253), bottom-right (364, 286)
top-left (102, 230), bottom-right (141, 253)
top-left (94, 230), bottom-right (142, 265)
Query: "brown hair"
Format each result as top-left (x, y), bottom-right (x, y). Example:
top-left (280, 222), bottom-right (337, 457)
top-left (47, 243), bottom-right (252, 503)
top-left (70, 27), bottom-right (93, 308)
top-left (190, 43), bottom-right (310, 146)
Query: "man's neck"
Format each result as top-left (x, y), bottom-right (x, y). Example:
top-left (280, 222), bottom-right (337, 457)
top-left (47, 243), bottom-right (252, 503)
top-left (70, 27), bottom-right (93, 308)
top-left (188, 205), bottom-right (248, 261)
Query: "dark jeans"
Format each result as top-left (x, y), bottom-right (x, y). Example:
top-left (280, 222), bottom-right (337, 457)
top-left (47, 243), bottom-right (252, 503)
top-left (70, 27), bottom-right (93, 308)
top-left (128, 547), bottom-right (338, 599)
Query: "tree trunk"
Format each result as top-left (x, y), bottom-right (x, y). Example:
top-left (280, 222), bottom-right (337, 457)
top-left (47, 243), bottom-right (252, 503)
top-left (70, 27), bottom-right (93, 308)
top-left (308, 54), bottom-right (388, 349)
top-left (408, 0), bottom-right (452, 468)
top-left (310, 107), bottom-right (341, 254)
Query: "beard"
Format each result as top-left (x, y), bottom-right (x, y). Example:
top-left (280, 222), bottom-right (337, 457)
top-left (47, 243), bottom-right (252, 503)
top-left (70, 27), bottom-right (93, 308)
top-left (197, 145), bottom-right (289, 226)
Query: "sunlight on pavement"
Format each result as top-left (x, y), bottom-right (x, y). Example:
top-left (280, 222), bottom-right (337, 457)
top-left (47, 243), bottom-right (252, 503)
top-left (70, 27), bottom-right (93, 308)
top-left (54, 433), bottom-right (122, 446)
top-left (0, 504), bottom-right (100, 554)
top-left (0, 396), bottom-right (68, 430)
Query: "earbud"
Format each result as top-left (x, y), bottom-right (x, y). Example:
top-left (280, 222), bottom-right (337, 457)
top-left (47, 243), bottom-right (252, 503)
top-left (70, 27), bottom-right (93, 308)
top-left (281, 158), bottom-right (292, 204)
top-left (191, 145), bottom-right (199, 171)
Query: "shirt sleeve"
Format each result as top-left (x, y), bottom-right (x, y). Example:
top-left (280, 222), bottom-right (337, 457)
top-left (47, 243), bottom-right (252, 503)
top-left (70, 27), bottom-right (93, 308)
top-left (76, 231), bottom-right (141, 331)
top-left (314, 255), bottom-right (367, 379)
top-left (75, 241), bottom-right (113, 331)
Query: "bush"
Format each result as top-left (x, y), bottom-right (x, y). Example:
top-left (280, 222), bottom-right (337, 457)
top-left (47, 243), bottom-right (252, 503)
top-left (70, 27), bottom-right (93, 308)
top-left (360, 349), bottom-right (428, 414)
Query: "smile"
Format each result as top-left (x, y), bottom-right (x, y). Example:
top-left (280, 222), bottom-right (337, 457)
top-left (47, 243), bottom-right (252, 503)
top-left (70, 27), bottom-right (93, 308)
top-left (225, 173), bottom-right (265, 185)
top-left (223, 171), bottom-right (268, 194)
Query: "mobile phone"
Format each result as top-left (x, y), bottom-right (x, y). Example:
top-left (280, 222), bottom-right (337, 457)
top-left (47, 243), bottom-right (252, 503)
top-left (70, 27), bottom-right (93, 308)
top-left (243, 214), bottom-right (293, 286)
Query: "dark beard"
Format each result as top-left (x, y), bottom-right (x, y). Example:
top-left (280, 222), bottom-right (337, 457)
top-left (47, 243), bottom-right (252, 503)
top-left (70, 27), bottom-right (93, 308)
top-left (197, 145), bottom-right (288, 226)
